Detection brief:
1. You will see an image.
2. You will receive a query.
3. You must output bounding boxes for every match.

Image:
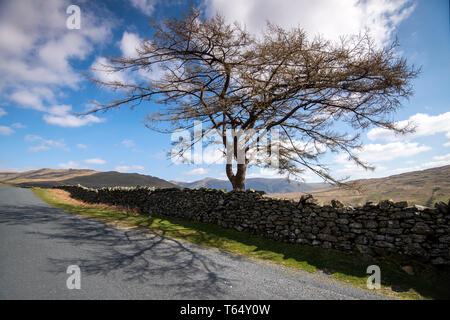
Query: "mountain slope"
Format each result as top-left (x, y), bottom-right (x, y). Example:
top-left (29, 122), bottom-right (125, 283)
top-left (270, 165), bottom-right (450, 206)
top-left (0, 168), bottom-right (97, 184)
top-left (58, 171), bottom-right (179, 189)
top-left (4, 166), bottom-right (449, 205)
top-left (172, 177), bottom-right (329, 193)
top-left (0, 169), bottom-right (179, 189)
top-left (0, 171), bottom-right (18, 182)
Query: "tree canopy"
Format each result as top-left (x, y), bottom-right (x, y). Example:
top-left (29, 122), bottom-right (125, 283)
top-left (89, 9), bottom-right (419, 190)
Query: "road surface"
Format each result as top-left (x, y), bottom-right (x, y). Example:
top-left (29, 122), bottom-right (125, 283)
top-left (0, 186), bottom-right (384, 299)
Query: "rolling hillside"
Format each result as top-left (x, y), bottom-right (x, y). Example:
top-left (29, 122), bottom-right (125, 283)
top-left (172, 177), bottom-right (329, 193)
top-left (0, 168), bottom-right (97, 184)
top-left (0, 168), bottom-right (179, 189)
top-left (270, 165), bottom-right (450, 206)
top-left (2, 166), bottom-right (449, 206)
top-left (0, 171), bottom-right (18, 181)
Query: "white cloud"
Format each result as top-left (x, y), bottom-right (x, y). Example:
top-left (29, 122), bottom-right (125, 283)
top-left (390, 154), bottom-right (450, 174)
top-left (0, 108), bottom-right (6, 118)
top-left (433, 153), bottom-right (450, 162)
top-left (11, 122), bottom-right (26, 129)
top-left (184, 168), bottom-right (210, 175)
top-left (244, 167), bottom-right (323, 182)
top-left (58, 158), bottom-right (106, 169)
top-left (357, 142), bottom-right (430, 162)
top-left (77, 144), bottom-right (87, 149)
top-left (38, 33), bottom-right (89, 72)
top-left (43, 113), bottom-right (104, 127)
top-left (122, 139), bottom-right (136, 148)
top-left (426, 159), bottom-right (450, 168)
top-left (367, 112), bottom-right (450, 142)
top-left (0, 22), bottom-right (34, 55)
top-left (58, 161), bottom-right (81, 169)
top-left (91, 56), bottom-right (128, 84)
top-left (9, 87), bottom-right (56, 112)
top-left (0, 0), bottom-right (112, 123)
top-left (119, 32), bottom-right (142, 58)
top-left (92, 31), bottom-right (163, 84)
top-left (445, 132), bottom-right (450, 147)
top-left (25, 134), bottom-right (68, 152)
top-left (335, 141), bottom-right (430, 164)
top-left (202, 146), bottom-right (226, 165)
top-left (335, 160), bottom-right (388, 178)
top-left (246, 168), bottom-right (286, 179)
top-left (84, 158), bottom-right (106, 165)
top-left (334, 141), bottom-right (431, 178)
top-left (0, 126), bottom-right (14, 136)
top-left (0, 0), bottom-right (111, 90)
top-left (9, 90), bottom-right (47, 111)
top-left (129, 0), bottom-right (157, 16)
top-left (94, 30), bottom-right (165, 87)
top-left (42, 104), bottom-right (105, 127)
top-left (115, 165), bottom-right (145, 173)
top-left (204, 0), bottom-right (415, 46)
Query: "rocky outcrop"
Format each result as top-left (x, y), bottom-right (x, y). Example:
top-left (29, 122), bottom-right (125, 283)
top-left (55, 185), bottom-right (450, 265)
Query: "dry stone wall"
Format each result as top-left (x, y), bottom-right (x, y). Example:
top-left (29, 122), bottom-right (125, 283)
top-left (56, 185), bottom-right (450, 265)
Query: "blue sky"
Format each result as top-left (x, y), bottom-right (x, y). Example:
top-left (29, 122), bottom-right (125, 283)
top-left (0, 0), bottom-right (449, 183)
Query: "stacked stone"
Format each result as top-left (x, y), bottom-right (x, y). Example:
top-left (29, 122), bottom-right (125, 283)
top-left (55, 185), bottom-right (450, 265)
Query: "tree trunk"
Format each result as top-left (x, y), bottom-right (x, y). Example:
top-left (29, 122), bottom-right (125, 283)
top-left (226, 163), bottom-right (246, 191)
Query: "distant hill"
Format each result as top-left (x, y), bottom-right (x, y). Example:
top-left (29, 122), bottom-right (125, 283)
top-left (0, 168), bottom-right (179, 189)
top-left (172, 177), bottom-right (329, 194)
top-left (0, 168), bottom-right (97, 184)
top-left (0, 171), bottom-right (18, 181)
top-left (4, 166), bottom-right (449, 205)
top-left (270, 165), bottom-right (450, 206)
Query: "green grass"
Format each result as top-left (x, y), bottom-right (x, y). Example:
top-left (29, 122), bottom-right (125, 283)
top-left (32, 188), bottom-right (450, 300)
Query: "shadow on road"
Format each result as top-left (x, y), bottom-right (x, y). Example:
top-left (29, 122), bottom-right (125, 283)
top-left (3, 200), bottom-right (449, 299)
top-left (0, 204), bottom-right (236, 298)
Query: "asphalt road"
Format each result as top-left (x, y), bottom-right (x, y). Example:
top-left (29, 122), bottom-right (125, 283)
top-left (0, 186), bottom-right (385, 300)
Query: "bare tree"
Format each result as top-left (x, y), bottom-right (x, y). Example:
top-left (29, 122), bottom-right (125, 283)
top-left (88, 9), bottom-right (419, 191)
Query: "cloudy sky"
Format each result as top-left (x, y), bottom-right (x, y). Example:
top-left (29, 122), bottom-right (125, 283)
top-left (0, 0), bottom-right (449, 183)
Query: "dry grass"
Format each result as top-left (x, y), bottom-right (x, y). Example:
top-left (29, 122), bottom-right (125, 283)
top-left (270, 165), bottom-right (450, 206)
top-left (1, 168), bottom-right (178, 189)
top-left (51, 189), bottom-right (140, 215)
top-left (1, 168), bottom-right (97, 184)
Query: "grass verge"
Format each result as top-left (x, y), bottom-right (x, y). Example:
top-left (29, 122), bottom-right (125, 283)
top-left (32, 187), bottom-right (450, 300)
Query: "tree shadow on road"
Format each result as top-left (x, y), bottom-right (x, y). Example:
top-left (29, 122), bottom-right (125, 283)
top-left (0, 204), bottom-right (235, 299)
top-left (132, 212), bottom-right (450, 300)
top-left (3, 200), bottom-right (448, 299)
